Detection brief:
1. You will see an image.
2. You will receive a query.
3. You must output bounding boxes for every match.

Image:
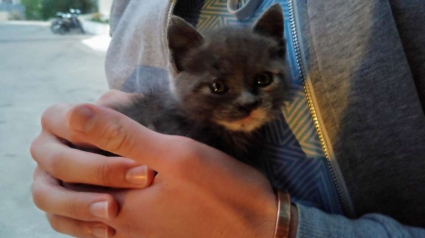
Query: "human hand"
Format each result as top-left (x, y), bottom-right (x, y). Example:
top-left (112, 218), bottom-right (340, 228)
top-left (34, 102), bottom-right (278, 238)
top-left (30, 90), bottom-right (155, 237)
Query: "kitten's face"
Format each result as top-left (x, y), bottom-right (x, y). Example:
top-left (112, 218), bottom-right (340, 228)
top-left (169, 4), bottom-right (287, 132)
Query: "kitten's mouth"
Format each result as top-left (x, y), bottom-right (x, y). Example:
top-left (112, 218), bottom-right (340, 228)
top-left (216, 109), bottom-right (268, 132)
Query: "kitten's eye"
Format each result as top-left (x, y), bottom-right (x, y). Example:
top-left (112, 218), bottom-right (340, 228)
top-left (255, 72), bottom-right (273, 87)
top-left (209, 81), bottom-right (228, 94)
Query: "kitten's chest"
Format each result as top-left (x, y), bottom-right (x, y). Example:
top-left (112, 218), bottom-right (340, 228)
top-left (206, 129), bottom-right (263, 163)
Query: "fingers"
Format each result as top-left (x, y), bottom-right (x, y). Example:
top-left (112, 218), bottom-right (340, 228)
top-left (47, 214), bottom-right (115, 238)
top-left (96, 89), bottom-right (141, 108)
top-left (31, 133), bottom-right (155, 188)
top-left (66, 104), bottom-right (176, 171)
top-left (32, 167), bottom-right (119, 222)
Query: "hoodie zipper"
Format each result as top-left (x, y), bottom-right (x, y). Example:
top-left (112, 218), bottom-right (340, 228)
top-left (287, 0), bottom-right (354, 216)
top-left (168, 0), bottom-right (177, 23)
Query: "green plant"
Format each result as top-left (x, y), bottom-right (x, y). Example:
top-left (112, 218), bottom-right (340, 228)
top-left (91, 12), bottom-right (109, 24)
top-left (21, 0), bottom-right (42, 20)
top-left (41, 0), bottom-right (97, 20)
top-left (9, 11), bottom-right (23, 20)
top-left (22, 0), bottom-right (98, 20)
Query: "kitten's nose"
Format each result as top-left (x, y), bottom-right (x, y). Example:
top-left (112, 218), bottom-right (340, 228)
top-left (238, 100), bottom-right (261, 113)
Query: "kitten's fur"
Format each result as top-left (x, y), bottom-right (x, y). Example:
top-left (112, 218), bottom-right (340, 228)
top-left (118, 4), bottom-right (288, 163)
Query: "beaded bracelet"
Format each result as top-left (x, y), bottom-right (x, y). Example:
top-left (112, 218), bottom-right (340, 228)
top-left (273, 191), bottom-right (291, 238)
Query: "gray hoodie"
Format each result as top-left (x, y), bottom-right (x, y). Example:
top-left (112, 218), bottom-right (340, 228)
top-left (106, 0), bottom-right (425, 237)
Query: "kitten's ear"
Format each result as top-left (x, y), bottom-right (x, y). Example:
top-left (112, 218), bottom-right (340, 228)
top-left (253, 4), bottom-right (284, 41)
top-left (168, 16), bottom-right (204, 72)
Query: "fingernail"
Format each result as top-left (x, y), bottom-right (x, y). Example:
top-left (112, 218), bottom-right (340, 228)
top-left (90, 201), bottom-right (109, 219)
top-left (126, 165), bottom-right (148, 186)
top-left (92, 225), bottom-right (108, 238)
top-left (70, 106), bottom-right (95, 133)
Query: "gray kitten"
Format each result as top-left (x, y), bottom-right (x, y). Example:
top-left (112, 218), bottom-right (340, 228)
top-left (118, 4), bottom-right (288, 163)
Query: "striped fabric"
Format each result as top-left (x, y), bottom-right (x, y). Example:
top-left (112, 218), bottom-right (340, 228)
top-left (174, 0), bottom-right (344, 214)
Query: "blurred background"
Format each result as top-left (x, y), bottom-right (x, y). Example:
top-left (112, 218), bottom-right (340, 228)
top-left (0, 0), bottom-right (112, 237)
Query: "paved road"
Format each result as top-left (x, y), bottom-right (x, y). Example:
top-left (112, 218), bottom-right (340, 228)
top-left (0, 22), bottom-right (108, 238)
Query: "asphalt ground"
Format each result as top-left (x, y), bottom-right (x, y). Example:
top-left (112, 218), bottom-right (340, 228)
top-left (0, 21), bottom-right (108, 237)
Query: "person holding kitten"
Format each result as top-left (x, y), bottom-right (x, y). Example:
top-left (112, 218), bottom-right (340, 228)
top-left (30, 1), bottom-right (425, 238)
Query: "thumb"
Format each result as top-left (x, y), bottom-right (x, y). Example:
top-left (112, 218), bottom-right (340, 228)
top-left (66, 103), bottom-right (170, 171)
top-left (96, 89), bottom-right (142, 108)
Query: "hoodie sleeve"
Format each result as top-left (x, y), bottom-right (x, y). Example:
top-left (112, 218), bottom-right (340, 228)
top-left (109, 0), bottom-right (131, 36)
top-left (295, 204), bottom-right (425, 238)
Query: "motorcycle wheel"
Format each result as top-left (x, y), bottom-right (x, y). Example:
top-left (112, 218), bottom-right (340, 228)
top-left (51, 21), bottom-right (65, 35)
top-left (76, 19), bottom-right (85, 34)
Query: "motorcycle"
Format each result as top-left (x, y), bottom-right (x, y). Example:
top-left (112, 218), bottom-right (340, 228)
top-left (51, 9), bottom-right (85, 35)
